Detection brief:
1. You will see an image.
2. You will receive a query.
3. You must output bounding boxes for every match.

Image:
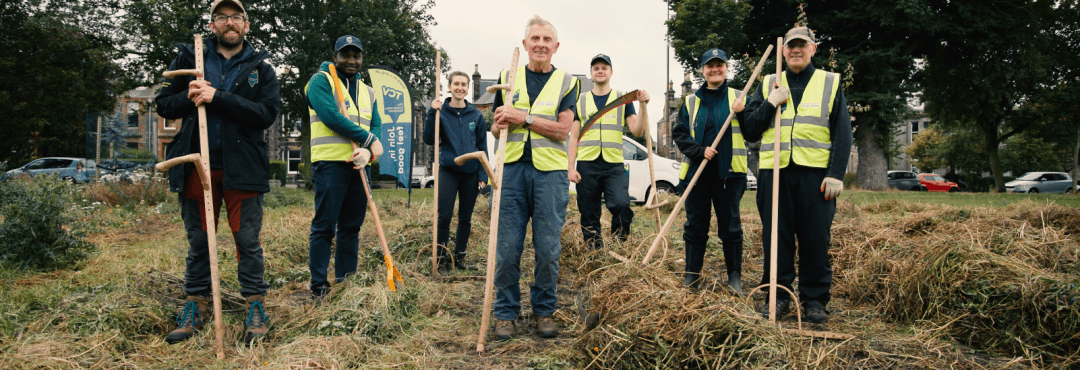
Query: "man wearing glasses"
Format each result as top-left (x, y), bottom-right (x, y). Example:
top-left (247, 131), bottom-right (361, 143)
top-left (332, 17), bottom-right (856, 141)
top-left (736, 26), bottom-right (852, 324)
top-left (157, 0), bottom-right (280, 345)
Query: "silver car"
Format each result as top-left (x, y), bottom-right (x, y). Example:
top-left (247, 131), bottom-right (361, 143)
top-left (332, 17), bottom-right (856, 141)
top-left (887, 170), bottom-right (922, 191)
top-left (1005, 172), bottom-right (1074, 193)
top-left (2, 157), bottom-right (97, 183)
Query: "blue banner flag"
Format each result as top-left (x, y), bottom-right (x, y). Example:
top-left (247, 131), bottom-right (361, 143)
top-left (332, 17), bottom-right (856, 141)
top-left (367, 66), bottom-right (414, 189)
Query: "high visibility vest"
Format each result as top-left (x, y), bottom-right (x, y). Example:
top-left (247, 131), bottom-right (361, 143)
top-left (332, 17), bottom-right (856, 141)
top-left (499, 67), bottom-right (577, 171)
top-left (576, 90), bottom-right (627, 163)
top-left (677, 88), bottom-right (748, 180)
top-left (760, 70), bottom-right (839, 169)
top-left (305, 71), bottom-right (376, 162)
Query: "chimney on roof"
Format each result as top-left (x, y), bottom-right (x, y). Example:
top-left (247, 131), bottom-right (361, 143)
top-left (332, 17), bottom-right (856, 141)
top-left (473, 64), bottom-right (481, 101)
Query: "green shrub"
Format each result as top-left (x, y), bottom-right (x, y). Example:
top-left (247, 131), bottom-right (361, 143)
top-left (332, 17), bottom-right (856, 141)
top-left (269, 160), bottom-right (287, 185)
top-left (0, 177), bottom-right (95, 270)
top-left (843, 172), bottom-right (857, 189)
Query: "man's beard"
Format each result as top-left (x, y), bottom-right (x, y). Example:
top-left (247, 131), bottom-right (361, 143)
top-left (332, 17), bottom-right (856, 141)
top-left (217, 28), bottom-right (244, 49)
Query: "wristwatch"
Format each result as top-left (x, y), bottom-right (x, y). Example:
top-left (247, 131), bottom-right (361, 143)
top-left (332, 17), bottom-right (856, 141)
top-left (523, 115), bottom-right (534, 129)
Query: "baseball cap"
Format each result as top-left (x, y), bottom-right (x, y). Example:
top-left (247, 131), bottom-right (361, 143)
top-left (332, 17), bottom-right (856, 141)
top-left (210, 0), bottom-right (245, 15)
top-left (590, 54), bottom-right (612, 67)
top-left (784, 26), bottom-right (816, 45)
top-left (700, 49), bottom-right (728, 68)
top-left (335, 35), bottom-right (364, 53)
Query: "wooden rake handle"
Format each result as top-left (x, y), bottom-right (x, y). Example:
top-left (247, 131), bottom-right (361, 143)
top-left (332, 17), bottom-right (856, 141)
top-left (162, 69), bottom-right (201, 79)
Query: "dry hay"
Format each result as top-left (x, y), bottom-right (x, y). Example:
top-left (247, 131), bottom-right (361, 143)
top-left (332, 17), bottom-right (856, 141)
top-left (833, 201), bottom-right (1080, 368)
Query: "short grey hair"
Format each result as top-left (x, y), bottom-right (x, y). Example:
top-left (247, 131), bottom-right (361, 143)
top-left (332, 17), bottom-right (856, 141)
top-left (523, 15), bottom-right (557, 41)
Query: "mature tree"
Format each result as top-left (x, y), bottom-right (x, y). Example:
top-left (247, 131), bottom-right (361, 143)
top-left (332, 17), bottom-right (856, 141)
top-left (667, 0), bottom-right (930, 190)
top-left (0, 0), bottom-right (126, 167)
top-left (920, 0), bottom-right (1074, 192)
top-left (903, 126), bottom-right (947, 173)
top-left (122, 0), bottom-right (441, 182)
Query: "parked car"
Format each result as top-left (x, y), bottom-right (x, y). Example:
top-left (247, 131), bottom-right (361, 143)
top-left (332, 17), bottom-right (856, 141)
top-left (746, 172), bottom-right (758, 191)
top-left (887, 170), bottom-right (922, 191)
top-left (1005, 172), bottom-right (1074, 193)
top-left (918, 173), bottom-right (960, 192)
top-left (2, 157), bottom-right (97, 183)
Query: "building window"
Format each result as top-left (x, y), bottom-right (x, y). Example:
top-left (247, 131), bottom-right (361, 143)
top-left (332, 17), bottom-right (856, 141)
top-left (164, 118), bottom-right (178, 130)
top-left (127, 142), bottom-right (139, 149)
top-left (127, 102), bottom-right (140, 128)
top-left (287, 150), bottom-right (301, 173)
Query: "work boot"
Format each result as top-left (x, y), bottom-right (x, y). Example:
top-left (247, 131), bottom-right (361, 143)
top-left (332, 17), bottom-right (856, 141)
top-left (683, 272), bottom-right (701, 289)
top-left (453, 254), bottom-right (479, 271)
top-left (243, 295), bottom-right (269, 345)
top-left (803, 300), bottom-right (829, 324)
top-left (494, 319), bottom-right (515, 341)
top-left (758, 298), bottom-right (791, 320)
top-left (436, 255), bottom-right (451, 275)
top-left (535, 316), bottom-right (559, 338)
top-left (165, 295), bottom-right (210, 344)
top-left (727, 272), bottom-right (744, 296)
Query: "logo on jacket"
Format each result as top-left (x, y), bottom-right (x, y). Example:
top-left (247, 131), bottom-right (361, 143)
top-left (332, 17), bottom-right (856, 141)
top-left (468, 121), bottom-right (476, 131)
top-left (248, 70), bottom-right (258, 87)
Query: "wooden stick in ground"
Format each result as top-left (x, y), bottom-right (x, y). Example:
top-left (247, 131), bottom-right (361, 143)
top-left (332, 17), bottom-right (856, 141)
top-left (431, 51), bottom-right (442, 277)
top-left (476, 47), bottom-right (518, 353)
top-left (157, 35), bottom-right (225, 359)
top-left (767, 37), bottom-right (784, 323)
top-left (638, 99), bottom-right (665, 230)
top-left (641, 44), bottom-right (775, 265)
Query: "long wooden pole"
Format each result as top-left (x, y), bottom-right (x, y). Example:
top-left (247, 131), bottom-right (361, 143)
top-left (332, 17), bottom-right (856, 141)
top-left (639, 101), bottom-right (664, 230)
top-left (477, 47), bottom-right (518, 353)
top-left (767, 37), bottom-right (784, 322)
top-left (642, 45), bottom-right (774, 264)
top-left (195, 35), bottom-right (226, 360)
top-left (431, 51), bottom-right (442, 277)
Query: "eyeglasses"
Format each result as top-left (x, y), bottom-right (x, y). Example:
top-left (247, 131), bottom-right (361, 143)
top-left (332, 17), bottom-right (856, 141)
top-left (213, 14), bottom-right (246, 24)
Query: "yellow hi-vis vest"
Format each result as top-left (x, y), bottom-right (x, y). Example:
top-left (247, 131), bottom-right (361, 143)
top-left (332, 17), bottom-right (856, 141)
top-left (576, 90), bottom-right (627, 163)
top-left (305, 71), bottom-right (376, 162)
top-left (499, 67), bottom-right (577, 171)
top-left (678, 88), bottom-right (748, 180)
top-left (759, 69), bottom-right (839, 169)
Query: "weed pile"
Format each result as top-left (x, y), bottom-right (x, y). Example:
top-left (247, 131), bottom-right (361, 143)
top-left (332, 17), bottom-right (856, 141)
top-left (833, 201), bottom-right (1080, 367)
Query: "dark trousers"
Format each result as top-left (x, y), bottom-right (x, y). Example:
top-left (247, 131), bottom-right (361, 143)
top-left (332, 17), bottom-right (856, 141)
top-left (576, 160), bottom-right (633, 249)
top-left (181, 170), bottom-right (268, 298)
top-left (682, 171), bottom-right (745, 279)
top-left (308, 161), bottom-right (368, 293)
top-left (436, 168), bottom-right (480, 260)
top-left (756, 166), bottom-right (835, 305)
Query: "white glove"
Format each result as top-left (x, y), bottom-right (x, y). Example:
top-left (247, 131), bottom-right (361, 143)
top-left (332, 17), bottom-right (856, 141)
top-left (768, 86), bottom-right (790, 107)
top-left (369, 138), bottom-right (384, 158)
top-left (820, 177), bottom-right (843, 200)
top-left (350, 147), bottom-right (371, 168)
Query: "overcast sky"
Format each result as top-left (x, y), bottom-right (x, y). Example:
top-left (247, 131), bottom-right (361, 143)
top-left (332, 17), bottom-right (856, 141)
top-left (427, 0), bottom-right (688, 140)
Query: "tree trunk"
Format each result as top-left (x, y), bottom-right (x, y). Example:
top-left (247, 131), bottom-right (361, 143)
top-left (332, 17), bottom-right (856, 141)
top-left (855, 126), bottom-right (887, 191)
top-left (983, 125), bottom-right (1005, 192)
top-left (1073, 124), bottom-right (1079, 192)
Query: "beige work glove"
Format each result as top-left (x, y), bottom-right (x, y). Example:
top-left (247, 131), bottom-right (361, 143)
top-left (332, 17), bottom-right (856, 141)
top-left (820, 177), bottom-right (843, 200)
top-left (768, 86), bottom-right (790, 107)
top-left (369, 138), bottom-right (384, 158)
top-left (350, 147), bottom-right (371, 168)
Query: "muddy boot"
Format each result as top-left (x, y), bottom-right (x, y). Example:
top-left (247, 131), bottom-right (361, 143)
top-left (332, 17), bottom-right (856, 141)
top-left (759, 298), bottom-right (791, 320)
top-left (535, 316), bottom-right (559, 338)
top-left (453, 253), bottom-right (478, 272)
top-left (683, 272), bottom-right (701, 289)
top-left (494, 319), bottom-right (515, 341)
top-left (166, 296), bottom-right (210, 344)
top-left (243, 295), bottom-right (269, 345)
top-left (727, 272), bottom-right (744, 296)
top-left (803, 300), bottom-right (829, 324)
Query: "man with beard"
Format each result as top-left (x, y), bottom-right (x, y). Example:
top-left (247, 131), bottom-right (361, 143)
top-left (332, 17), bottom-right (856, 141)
top-left (304, 35), bottom-right (383, 300)
top-left (156, 0), bottom-right (280, 345)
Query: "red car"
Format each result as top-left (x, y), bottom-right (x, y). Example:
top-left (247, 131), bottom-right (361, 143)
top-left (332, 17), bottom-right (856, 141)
top-left (918, 173), bottom-right (960, 192)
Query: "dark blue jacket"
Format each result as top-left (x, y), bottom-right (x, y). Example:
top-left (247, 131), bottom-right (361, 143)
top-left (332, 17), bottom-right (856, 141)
top-left (157, 38), bottom-right (281, 193)
top-left (423, 98), bottom-right (488, 183)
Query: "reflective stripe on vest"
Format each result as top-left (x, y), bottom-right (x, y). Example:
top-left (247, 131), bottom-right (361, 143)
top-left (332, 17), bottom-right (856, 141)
top-left (576, 90), bottom-right (627, 163)
top-left (760, 70), bottom-right (838, 169)
top-left (305, 71), bottom-right (376, 162)
top-left (683, 88), bottom-right (748, 173)
top-left (499, 67), bottom-right (577, 171)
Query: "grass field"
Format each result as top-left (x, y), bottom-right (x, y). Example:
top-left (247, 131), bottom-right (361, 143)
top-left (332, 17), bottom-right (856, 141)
top-left (1, 180), bottom-right (1077, 369)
